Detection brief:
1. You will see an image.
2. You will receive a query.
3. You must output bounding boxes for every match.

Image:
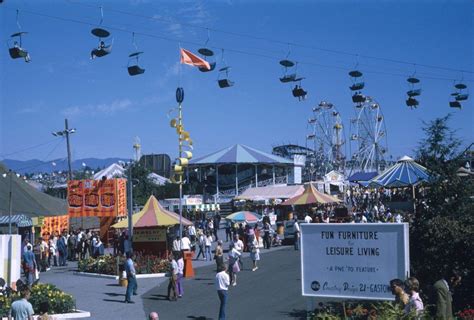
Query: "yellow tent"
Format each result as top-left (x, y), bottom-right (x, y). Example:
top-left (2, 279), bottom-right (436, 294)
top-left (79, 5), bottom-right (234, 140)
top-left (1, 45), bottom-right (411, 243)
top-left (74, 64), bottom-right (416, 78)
top-left (111, 195), bottom-right (192, 229)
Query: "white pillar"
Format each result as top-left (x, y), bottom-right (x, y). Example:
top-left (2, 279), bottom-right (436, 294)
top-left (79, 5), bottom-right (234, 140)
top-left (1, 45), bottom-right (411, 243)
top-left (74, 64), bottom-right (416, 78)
top-left (216, 165), bottom-right (219, 200)
top-left (272, 165), bottom-right (276, 185)
top-left (255, 165), bottom-right (258, 187)
top-left (235, 164), bottom-right (238, 195)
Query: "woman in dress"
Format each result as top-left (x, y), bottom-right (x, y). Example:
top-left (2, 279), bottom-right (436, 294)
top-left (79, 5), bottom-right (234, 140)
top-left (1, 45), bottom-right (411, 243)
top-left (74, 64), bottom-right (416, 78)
top-left (227, 243), bottom-right (241, 286)
top-left (249, 235), bottom-right (260, 271)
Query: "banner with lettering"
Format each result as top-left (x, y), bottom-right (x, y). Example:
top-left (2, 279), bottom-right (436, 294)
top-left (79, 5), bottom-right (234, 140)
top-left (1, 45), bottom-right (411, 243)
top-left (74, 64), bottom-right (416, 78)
top-left (300, 223), bottom-right (409, 300)
top-left (41, 215), bottom-right (69, 240)
top-left (67, 179), bottom-right (127, 217)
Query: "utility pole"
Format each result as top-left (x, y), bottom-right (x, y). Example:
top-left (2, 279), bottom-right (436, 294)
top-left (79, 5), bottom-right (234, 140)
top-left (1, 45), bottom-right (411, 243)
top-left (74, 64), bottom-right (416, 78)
top-left (8, 170), bottom-right (13, 234)
top-left (65, 119), bottom-right (73, 180)
top-left (128, 162), bottom-right (134, 249)
top-left (52, 119), bottom-right (76, 181)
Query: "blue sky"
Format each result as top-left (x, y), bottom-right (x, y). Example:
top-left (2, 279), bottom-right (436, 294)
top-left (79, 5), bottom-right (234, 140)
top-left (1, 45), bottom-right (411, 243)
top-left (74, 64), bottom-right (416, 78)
top-left (1, 0), bottom-right (473, 165)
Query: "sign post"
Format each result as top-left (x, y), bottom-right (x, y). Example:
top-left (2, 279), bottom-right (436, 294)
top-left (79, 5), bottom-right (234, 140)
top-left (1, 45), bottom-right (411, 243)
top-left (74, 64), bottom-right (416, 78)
top-left (301, 223), bottom-right (409, 301)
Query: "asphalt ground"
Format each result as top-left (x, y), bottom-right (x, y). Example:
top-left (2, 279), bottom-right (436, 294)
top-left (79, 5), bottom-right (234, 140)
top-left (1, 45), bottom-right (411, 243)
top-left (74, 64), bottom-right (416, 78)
top-left (39, 227), bottom-right (307, 319)
top-left (142, 246), bottom-right (306, 320)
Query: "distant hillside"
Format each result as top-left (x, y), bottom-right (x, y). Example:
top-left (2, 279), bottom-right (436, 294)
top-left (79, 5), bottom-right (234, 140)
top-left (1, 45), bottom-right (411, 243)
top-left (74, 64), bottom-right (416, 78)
top-left (1, 158), bottom-right (129, 174)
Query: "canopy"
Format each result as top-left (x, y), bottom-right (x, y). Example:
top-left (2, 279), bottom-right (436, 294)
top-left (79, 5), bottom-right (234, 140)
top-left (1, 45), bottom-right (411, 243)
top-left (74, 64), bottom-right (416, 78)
top-left (348, 171), bottom-right (378, 182)
top-left (93, 163), bottom-right (125, 180)
top-left (368, 156), bottom-right (430, 188)
top-left (281, 183), bottom-right (341, 206)
top-left (226, 211), bottom-right (261, 223)
top-left (0, 163), bottom-right (67, 217)
top-left (111, 195), bottom-right (192, 229)
top-left (0, 214), bottom-right (33, 227)
top-left (190, 144), bottom-right (293, 165)
top-left (235, 185), bottom-right (304, 201)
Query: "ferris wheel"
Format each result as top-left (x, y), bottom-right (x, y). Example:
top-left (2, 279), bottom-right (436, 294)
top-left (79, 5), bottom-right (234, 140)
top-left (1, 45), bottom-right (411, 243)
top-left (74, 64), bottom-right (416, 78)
top-left (349, 97), bottom-right (388, 173)
top-left (306, 101), bottom-right (345, 178)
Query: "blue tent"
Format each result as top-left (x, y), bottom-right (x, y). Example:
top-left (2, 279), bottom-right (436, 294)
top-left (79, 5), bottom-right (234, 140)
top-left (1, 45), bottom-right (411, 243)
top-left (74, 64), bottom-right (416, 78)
top-left (369, 156), bottom-right (429, 188)
top-left (190, 144), bottom-right (293, 165)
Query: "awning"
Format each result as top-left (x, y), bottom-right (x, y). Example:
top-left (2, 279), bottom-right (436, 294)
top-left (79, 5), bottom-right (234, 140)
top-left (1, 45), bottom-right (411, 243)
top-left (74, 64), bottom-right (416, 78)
top-left (0, 214), bottom-right (33, 227)
top-left (235, 185), bottom-right (304, 201)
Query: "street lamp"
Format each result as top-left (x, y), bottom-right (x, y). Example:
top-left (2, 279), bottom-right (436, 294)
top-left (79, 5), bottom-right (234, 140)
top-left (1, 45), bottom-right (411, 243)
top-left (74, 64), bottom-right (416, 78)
top-left (169, 87), bottom-right (193, 238)
top-left (52, 119), bottom-right (76, 181)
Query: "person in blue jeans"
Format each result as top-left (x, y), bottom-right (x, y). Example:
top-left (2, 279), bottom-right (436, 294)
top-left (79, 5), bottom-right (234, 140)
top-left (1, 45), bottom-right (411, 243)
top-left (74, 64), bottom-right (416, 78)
top-left (215, 265), bottom-right (230, 320)
top-left (124, 252), bottom-right (137, 303)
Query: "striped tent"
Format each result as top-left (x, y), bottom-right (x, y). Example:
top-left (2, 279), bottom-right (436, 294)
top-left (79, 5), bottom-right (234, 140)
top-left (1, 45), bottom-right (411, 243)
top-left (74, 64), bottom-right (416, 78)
top-left (190, 144), bottom-right (293, 165)
top-left (282, 183), bottom-right (341, 206)
top-left (111, 195), bottom-right (192, 229)
top-left (0, 214), bottom-right (33, 227)
top-left (368, 156), bottom-right (430, 187)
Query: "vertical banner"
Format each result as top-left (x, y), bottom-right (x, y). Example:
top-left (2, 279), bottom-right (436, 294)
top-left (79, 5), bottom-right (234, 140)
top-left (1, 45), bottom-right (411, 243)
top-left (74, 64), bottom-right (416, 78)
top-left (301, 223), bottom-right (409, 300)
top-left (68, 178), bottom-right (127, 217)
top-left (116, 178), bottom-right (127, 217)
top-left (0, 235), bottom-right (21, 289)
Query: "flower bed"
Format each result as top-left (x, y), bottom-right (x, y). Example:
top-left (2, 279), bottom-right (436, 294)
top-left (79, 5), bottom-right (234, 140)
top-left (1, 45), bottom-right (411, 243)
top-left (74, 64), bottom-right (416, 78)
top-left (0, 283), bottom-right (75, 318)
top-left (78, 253), bottom-right (170, 275)
top-left (310, 301), bottom-right (434, 320)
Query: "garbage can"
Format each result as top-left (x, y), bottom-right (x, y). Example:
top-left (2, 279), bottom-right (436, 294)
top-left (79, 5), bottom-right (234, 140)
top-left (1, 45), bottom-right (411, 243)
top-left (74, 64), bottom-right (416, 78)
top-left (183, 251), bottom-right (195, 278)
top-left (119, 270), bottom-right (128, 287)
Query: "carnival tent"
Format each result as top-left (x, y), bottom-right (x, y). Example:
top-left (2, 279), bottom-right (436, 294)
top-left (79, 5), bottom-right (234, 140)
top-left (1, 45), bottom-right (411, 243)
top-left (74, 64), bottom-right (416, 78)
top-left (368, 156), bottom-right (430, 188)
top-left (281, 183), bottom-right (341, 206)
top-left (226, 211), bottom-right (261, 223)
top-left (0, 163), bottom-right (67, 218)
top-left (111, 195), bottom-right (192, 229)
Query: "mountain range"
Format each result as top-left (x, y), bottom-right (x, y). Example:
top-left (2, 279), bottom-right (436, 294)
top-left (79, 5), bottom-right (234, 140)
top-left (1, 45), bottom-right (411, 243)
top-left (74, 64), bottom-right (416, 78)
top-left (1, 158), bottom-right (128, 175)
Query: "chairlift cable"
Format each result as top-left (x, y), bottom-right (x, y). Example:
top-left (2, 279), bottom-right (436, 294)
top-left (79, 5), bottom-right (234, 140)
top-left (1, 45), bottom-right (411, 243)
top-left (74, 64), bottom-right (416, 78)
top-left (3, 6), bottom-right (473, 83)
top-left (62, 0), bottom-right (473, 75)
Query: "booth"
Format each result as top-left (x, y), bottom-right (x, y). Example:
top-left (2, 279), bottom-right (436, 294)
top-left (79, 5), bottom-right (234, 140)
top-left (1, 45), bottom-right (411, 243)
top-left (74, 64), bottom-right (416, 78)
top-left (111, 195), bottom-right (193, 256)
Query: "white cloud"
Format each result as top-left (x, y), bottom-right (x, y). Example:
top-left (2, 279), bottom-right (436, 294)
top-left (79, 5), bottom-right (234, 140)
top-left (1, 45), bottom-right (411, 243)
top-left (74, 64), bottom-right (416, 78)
top-left (61, 99), bottom-right (133, 118)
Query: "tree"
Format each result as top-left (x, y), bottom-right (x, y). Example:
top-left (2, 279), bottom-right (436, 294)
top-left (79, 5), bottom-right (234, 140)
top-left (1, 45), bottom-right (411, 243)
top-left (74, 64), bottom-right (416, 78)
top-left (411, 115), bottom-right (474, 312)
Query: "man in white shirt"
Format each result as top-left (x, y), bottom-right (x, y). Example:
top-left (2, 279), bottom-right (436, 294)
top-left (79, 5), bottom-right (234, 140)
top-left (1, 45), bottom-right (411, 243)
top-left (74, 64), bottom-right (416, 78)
top-left (180, 235), bottom-right (191, 252)
top-left (293, 218), bottom-right (300, 251)
top-left (395, 213), bottom-right (403, 223)
top-left (172, 236), bottom-right (182, 257)
top-left (232, 235), bottom-right (244, 269)
top-left (188, 225), bottom-right (196, 243)
top-left (215, 265), bottom-right (230, 320)
top-left (304, 214), bottom-right (313, 224)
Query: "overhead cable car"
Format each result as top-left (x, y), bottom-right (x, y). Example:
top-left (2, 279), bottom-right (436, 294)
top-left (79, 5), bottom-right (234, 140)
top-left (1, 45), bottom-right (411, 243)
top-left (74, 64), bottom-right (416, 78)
top-left (349, 70), bottom-right (365, 106)
top-left (128, 52), bottom-right (145, 76)
top-left (8, 32), bottom-right (30, 62)
top-left (198, 30), bottom-right (216, 72)
top-left (217, 50), bottom-right (234, 88)
top-left (127, 33), bottom-right (145, 76)
top-left (8, 10), bottom-right (30, 63)
top-left (449, 81), bottom-right (469, 109)
top-left (90, 8), bottom-right (112, 59)
top-left (406, 76), bottom-right (421, 109)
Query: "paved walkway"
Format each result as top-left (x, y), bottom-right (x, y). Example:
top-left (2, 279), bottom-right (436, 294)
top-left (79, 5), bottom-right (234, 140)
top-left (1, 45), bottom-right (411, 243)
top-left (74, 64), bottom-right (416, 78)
top-left (39, 226), bottom-right (305, 319)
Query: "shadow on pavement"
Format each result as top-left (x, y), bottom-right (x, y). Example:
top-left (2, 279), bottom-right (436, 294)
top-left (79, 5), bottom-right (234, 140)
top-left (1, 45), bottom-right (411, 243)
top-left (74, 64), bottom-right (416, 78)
top-left (104, 292), bottom-right (124, 297)
top-left (102, 298), bottom-right (126, 303)
top-left (106, 283), bottom-right (122, 287)
top-left (144, 294), bottom-right (168, 301)
top-left (279, 309), bottom-right (307, 320)
top-left (187, 316), bottom-right (212, 320)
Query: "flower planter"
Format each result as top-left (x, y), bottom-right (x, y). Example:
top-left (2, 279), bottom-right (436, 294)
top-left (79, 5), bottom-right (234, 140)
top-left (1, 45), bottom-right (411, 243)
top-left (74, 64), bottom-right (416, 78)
top-left (2, 309), bottom-right (91, 320)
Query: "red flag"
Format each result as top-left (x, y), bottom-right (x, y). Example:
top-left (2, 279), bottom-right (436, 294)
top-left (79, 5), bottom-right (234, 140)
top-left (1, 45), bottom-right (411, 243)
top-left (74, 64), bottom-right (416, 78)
top-left (180, 48), bottom-right (210, 70)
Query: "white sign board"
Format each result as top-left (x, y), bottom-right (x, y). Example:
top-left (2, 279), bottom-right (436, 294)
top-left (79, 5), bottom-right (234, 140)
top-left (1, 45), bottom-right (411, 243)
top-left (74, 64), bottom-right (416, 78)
top-left (0, 235), bottom-right (22, 288)
top-left (301, 223), bottom-right (409, 300)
